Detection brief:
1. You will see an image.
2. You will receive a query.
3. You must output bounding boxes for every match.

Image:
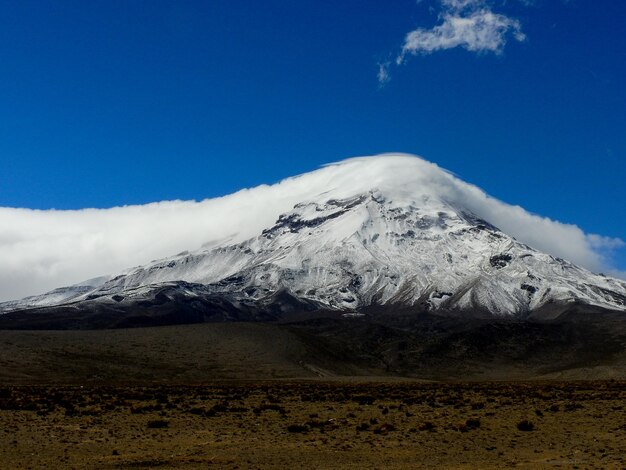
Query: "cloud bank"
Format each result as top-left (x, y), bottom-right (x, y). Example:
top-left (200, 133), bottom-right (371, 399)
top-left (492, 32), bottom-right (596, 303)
top-left (0, 154), bottom-right (623, 302)
top-left (381, 0), bottom-right (526, 83)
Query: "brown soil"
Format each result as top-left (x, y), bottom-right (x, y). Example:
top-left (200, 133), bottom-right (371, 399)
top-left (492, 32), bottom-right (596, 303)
top-left (1, 381), bottom-right (625, 469)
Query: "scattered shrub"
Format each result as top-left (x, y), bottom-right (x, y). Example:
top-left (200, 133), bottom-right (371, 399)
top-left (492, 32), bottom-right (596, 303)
top-left (147, 419), bottom-right (169, 429)
top-left (465, 418), bottom-right (481, 430)
top-left (287, 424), bottom-right (309, 433)
top-left (373, 423), bottom-right (396, 434)
top-left (516, 420), bottom-right (534, 432)
top-left (419, 421), bottom-right (436, 431)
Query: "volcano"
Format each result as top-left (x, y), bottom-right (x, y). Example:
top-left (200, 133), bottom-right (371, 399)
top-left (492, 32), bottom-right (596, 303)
top-left (2, 154), bottom-right (625, 329)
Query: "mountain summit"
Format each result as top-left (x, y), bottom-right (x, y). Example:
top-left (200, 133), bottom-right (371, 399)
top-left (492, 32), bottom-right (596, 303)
top-left (2, 155), bottom-right (625, 327)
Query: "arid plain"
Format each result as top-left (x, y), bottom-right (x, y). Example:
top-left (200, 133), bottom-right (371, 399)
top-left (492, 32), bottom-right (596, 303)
top-left (1, 381), bottom-right (626, 468)
top-left (1, 322), bottom-right (626, 468)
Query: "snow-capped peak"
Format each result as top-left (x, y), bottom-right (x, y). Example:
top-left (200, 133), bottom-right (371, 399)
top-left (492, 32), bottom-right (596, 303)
top-left (2, 154), bottom-right (625, 319)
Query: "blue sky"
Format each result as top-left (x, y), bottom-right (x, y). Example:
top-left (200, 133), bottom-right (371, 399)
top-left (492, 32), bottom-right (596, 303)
top-left (0, 0), bottom-right (624, 271)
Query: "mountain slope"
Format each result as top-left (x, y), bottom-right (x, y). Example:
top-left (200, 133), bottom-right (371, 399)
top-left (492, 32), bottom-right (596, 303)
top-left (2, 155), bottom-right (625, 326)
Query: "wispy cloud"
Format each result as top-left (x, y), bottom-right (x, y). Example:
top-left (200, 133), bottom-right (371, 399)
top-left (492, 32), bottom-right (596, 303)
top-left (398, 9), bottom-right (525, 61)
top-left (610, 270), bottom-right (626, 280)
top-left (381, 0), bottom-right (526, 83)
top-left (377, 62), bottom-right (391, 86)
top-left (586, 234), bottom-right (626, 276)
top-left (587, 234), bottom-right (626, 251)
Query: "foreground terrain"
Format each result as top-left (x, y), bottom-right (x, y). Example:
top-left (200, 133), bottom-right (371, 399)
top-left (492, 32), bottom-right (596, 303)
top-left (1, 316), bottom-right (626, 384)
top-left (1, 381), bottom-right (625, 468)
top-left (1, 321), bottom-right (625, 468)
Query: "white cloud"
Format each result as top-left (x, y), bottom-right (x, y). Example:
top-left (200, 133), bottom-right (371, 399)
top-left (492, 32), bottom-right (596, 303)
top-left (380, 0), bottom-right (525, 82)
top-left (377, 62), bottom-right (391, 86)
top-left (398, 9), bottom-right (525, 60)
top-left (609, 270), bottom-right (626, 280)
top-left (441, 0), bottom-right (484, 11)
top-left (587, 234), bottom-right (625, 250)
top-left (0, 153), bottom-right (623, 301)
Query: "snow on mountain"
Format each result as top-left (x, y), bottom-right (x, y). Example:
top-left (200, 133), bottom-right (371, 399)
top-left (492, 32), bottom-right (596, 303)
top-left (0, 275), bottom-right (111, 311)
top-left (2, 155), bottom-right (626, 318)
